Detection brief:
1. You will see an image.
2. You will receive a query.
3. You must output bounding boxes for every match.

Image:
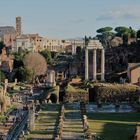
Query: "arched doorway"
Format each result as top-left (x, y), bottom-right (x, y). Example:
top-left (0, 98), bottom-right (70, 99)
top-left (50, 94), bottom-right (57, 103)
top-left (89, 88), bottom-right (97, 102)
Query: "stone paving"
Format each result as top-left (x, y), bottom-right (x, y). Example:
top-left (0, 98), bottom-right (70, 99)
top-left (62, 103), bottom-right (85, 140)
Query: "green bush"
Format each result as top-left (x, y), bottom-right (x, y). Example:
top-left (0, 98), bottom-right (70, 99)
top-left (65, 84), bottom-right (88, 94)
top-left (0, 70), bottom-right (6, 82)
top-left (65, 84), bottom-right (88, 102)
top-left (93, 84), bottom-right (140, 102)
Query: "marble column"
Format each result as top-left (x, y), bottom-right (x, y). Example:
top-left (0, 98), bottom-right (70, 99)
top-left (101, 49), bottom-right (105, 81)
top-left (4, 79), bottom-right (8, 94)
top-left (93, 49), bottom-right (97, 81)
top-left (29, 109), bottom-right (35, 131)
top-left (85, 48), bottom-right (89, 80)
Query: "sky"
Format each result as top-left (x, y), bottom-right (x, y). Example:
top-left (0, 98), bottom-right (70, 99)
top-left (0, 0), bottom-right (140, 38)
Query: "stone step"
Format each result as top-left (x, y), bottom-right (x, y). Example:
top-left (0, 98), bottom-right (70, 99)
top-left (62, 103), bottom-right (85, 140)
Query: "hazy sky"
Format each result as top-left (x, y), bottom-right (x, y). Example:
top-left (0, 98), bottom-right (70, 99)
top-left (0, 0), bottom-right (140, 38)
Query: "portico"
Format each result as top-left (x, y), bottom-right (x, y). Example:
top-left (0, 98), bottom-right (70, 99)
top-left (85, 40), bottom-right (105, 81)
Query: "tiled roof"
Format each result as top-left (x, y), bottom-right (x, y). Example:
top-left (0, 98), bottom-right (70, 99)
top-left (128, 63), bottom-right (140, 70)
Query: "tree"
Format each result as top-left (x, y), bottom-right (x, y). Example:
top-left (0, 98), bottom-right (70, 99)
top-left (12, 50), bottom-right (29, 69)
top-left (136, 29), bottom-right (140, 45)
top-left (12, 52), bottom-right (24, 68)
top-left (115, 26), bottom-right (136, 45)
top-left (40, 49), bottom-right (52, 64)
top-left (115, 26), bottom-right (130, 37)
top-left (84, 36), bottom-right (89, 46)
top-left (129, 27), bottom-right (136, 38)
top-left (76, 46), bottom-right (83, 61)
top-left (11, 67), bottom-right (34, 82)
top-left (122, 34), bottom-right (129, 46)
top-left (97, 27), bottom-right (113, 33)
top-left (0, 42), bottom-right (5, 54)
top-left (0, 70), bottom-right (6, 82)
top-left (23, 52), bottom-right (47, 77)
top-left (96, 27), bottom-right (114, 48)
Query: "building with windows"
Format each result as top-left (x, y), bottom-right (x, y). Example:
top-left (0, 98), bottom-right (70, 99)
top-left (42, 37), bottom-right (65, 52)
top-left (63, 39), bottom-right (84, 54)
top-left (42, 38), bottom-right (84, 53)
top-left (0, 26), bottom-right (16, 50)
top-left (0, 47), bottom-right (14, 73)
top-left (12, 34), bottom-right (43, 52)
top-left (127, 63), bottom-right (140, 84)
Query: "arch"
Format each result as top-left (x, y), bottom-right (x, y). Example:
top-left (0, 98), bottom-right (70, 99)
top-left (50, 93), bottom-right (57, 103)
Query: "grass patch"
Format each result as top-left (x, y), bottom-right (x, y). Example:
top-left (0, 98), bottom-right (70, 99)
top-left (40, 103), bottom-right (61, 111)
top-left (0, 116), bottom-right (6, 123)
top-left (87, 112), bottom-right (140, 140)
top-left (65, 84), bottom-right (88, 94)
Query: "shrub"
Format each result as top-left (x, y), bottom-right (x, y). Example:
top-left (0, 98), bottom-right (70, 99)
top-left (92, 83), bottom-right (140, 102)
top-left (65, 84), bottom-right (88, 102)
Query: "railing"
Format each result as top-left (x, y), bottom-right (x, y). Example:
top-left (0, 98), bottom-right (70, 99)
top-left (6, 110), bottom-right (29, 140)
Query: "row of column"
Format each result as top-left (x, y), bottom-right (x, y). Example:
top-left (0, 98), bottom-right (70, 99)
top-left (85, 48), bottom-right (105, 81)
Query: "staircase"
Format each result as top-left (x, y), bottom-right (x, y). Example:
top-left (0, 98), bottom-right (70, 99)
top-left (62, 103), bottom-right (85, 140)
top-left (26, 104), bottom-right (61, 140)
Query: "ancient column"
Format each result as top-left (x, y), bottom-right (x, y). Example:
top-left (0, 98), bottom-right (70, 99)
top-left (29, 109), bottom-right (35, 131)
top-left (93, 49), bottom-right (97, 80)
top-left (85, 48), bottom-right (89, 80)
top-left (14, 78), bottom-right (17, 85)
top-left (29, 103), bottom-right (35, 131)
top-left (101, 49), bottom-right (105, 81)
top-left (4, 79), bottom-right (8, 94)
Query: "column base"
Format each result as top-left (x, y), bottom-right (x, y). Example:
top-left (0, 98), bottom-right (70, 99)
top-left (92, 78), bottom-right (97, 82)
top-left (84, 79), bottom-right (89, 82)
top-left (101, 73), bottom-right (105, 81)
top-left (101, 77), bottom-right (105, 81)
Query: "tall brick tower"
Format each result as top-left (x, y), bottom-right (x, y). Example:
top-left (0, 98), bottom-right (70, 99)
top-left (16, 16), bottom-right (21, 36)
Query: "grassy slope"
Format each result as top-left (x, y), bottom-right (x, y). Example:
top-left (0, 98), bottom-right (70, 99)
top-left (87, 112), bottom-right (140, 140)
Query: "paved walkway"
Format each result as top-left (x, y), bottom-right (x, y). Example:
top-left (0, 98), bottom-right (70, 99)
top-left (62, 103), bottom-right (85, 140)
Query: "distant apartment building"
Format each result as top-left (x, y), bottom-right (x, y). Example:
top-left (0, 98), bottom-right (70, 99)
top-left (42, 37), bottom-right (65, 52)
top-left (12, 33), bottom-right (85, 54)
top-left (42, 38), bottom-right (84, 54)
top-left (64, 39), bottom-right (85, 54)
top-left (0, 47), bottom-right (14, 73)
top-left (12, 34), bottom-right (43, 52)
top-left (12, 35), bottom-right (33, 52)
